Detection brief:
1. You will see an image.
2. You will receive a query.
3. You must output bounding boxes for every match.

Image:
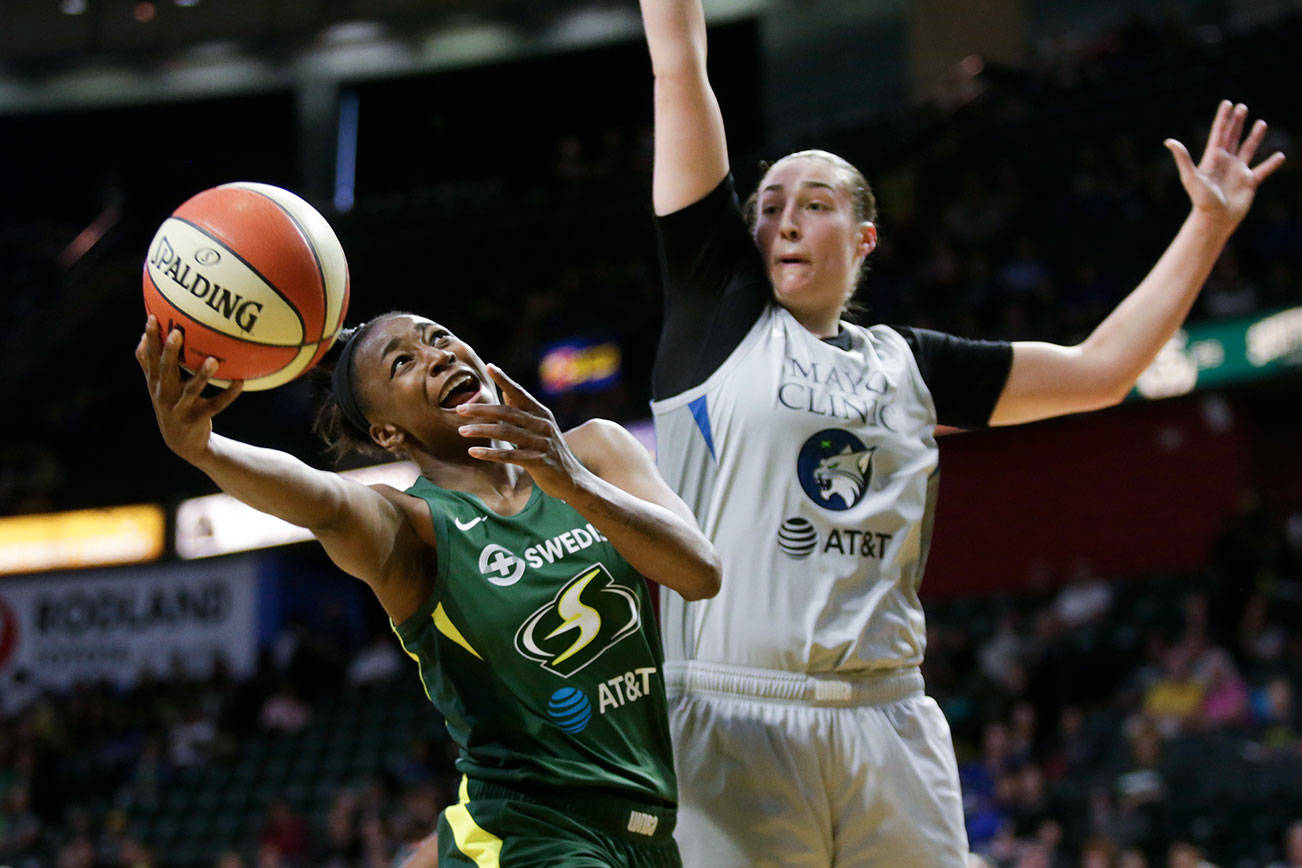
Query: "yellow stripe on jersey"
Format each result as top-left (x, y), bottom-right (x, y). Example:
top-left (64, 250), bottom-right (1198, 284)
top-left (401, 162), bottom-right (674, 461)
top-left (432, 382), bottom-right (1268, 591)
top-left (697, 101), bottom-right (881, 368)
top-left (389, 621), bottom-right (434, 702)
top-left (434, 602), bottom-right (484, 660)
top-left (446, 774), bottom-right (503, 867)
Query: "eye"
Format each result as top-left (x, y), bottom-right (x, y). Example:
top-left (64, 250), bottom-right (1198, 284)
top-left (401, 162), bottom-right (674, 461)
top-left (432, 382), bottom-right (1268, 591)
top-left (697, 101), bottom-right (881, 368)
top-left (806, 201), bottom-right (828, 211)
top-left (390, 354), bottom-right (411, 377)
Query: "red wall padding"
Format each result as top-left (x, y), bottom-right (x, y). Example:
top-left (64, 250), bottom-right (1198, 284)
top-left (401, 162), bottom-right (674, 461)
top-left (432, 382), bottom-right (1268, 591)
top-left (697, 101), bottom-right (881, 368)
top-left (923, 395), bottom-right (1249, 598)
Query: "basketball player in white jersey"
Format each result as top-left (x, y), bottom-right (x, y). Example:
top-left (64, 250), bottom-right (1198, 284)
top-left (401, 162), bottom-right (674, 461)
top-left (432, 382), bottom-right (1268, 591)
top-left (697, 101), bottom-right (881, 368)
top-left (637, 1), bottom-right (1284, 865)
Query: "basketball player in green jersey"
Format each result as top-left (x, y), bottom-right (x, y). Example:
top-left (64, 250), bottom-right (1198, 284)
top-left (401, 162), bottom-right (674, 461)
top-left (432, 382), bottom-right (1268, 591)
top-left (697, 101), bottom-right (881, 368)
top-left (136, 310), bottom-right (721, 867)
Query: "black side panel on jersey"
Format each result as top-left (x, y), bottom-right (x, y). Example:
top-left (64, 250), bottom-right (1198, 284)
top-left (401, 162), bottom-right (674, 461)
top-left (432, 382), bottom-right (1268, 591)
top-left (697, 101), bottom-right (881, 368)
top-left (652, 174), bottom-right (771, 401)
top-left (892, 326), bottom-right (1013, 429)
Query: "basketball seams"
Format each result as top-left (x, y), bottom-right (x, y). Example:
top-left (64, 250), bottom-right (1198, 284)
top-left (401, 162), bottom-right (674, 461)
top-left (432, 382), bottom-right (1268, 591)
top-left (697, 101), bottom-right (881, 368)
top-left (246, 183), bottom-right (348, 346)
top-left (220, 182), bottom-right (347, 345)
top-left (224, 183), bottom-right (331, 344)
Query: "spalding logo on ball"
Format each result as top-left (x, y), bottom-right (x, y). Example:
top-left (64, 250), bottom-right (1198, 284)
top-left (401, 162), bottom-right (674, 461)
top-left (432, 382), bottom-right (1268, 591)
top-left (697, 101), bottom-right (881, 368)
top-left (142, 182), bottom-right (350, 391)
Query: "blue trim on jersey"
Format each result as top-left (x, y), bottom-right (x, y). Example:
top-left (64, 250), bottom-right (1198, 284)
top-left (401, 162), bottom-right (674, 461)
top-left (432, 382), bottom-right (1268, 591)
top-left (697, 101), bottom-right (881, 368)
top-left (688, 396), bottom-right (716, 460)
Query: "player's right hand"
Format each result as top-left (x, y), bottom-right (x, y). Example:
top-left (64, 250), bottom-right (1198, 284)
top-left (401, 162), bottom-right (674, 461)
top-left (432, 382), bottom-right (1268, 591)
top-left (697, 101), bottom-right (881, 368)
top-left (135, 315), bottom-right (244, 464)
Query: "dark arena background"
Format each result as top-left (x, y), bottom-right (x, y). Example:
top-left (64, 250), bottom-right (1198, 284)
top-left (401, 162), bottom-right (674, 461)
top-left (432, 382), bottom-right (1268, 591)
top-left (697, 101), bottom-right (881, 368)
top-left (1, 0), bottom-right (1300, 865)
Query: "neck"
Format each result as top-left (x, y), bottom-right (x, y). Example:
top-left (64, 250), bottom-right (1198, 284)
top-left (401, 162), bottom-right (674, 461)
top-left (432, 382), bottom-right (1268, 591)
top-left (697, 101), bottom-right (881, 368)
top-left (416, 455), bottom-right (530, 508)
top-left (786, 304), bottom-right (842, 338)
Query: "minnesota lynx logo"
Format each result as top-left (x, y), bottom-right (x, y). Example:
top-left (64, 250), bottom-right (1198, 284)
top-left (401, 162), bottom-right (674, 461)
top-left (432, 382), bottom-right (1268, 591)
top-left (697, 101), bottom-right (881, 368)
top-left (797, 429), bottom-right (876, 510)
top-left (514, 563), bottom-right (640, 677)
top-left (815, 448), bottom-right (875, 505)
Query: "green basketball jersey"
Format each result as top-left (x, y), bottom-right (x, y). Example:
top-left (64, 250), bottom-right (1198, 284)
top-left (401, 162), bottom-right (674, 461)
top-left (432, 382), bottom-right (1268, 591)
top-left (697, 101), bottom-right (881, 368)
top-left (392, 476), bottom-right (677, 806)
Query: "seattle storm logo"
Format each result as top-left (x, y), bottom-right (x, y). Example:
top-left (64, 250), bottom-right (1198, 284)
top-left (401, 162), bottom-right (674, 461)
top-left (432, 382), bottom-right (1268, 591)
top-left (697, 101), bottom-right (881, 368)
top-left (797, 429), bottom-right (876, 510)
top-left (514, 564), bottom-right (640, 677)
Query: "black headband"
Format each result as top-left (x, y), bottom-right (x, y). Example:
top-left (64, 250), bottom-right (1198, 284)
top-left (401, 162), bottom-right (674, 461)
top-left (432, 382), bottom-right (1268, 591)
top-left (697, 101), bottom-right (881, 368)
top-left (331, 326), bottom-right (370, 435)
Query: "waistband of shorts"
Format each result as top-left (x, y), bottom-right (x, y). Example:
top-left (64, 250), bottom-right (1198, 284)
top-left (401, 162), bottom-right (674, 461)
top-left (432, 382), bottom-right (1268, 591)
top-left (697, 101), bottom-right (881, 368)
top-left (465, 777), bottom-right (677, 843)
top-left (664, 660), bottom-right (925, 707)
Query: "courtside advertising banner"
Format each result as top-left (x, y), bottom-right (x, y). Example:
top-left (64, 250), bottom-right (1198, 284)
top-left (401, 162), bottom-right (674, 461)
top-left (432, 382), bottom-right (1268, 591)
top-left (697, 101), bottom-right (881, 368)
top-left (0, 557), bottom-right (259, 692)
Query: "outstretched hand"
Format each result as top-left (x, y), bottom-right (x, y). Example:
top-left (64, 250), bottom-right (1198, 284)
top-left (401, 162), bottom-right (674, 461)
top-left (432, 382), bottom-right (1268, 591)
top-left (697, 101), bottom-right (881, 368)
top-left (135, 315), bottom-right (244, 464)
top-left (1165, 100), bottom-right (1285, 233)
top-left (454, 363), bottom-right (588, 499)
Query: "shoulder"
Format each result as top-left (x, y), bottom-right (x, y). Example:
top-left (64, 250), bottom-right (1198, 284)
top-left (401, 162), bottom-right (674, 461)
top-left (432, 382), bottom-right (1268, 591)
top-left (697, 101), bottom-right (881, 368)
top-left (368, 483), bottom-right (437, 549)
top-left (656, 172), bottom-right (742, 227)
top-left (864, 322), bottom-right (913, 348)
top-left (564, 420), bottom-right (650, 473)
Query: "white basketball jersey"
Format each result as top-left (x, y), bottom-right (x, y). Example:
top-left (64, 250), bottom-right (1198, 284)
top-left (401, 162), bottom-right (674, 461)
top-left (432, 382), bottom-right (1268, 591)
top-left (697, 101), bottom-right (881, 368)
top-left (652, 303), bottom-right (939, 674)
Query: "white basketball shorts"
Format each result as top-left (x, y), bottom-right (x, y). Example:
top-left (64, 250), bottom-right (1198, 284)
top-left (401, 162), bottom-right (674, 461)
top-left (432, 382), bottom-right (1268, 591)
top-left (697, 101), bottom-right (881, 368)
top-left (666, 662), bottom-right (968, 868)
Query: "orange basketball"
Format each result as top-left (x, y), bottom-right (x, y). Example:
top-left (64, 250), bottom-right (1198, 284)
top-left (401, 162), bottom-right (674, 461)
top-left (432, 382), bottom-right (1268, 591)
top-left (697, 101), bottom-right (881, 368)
top-left (142, 182), bottom-right (350, 391)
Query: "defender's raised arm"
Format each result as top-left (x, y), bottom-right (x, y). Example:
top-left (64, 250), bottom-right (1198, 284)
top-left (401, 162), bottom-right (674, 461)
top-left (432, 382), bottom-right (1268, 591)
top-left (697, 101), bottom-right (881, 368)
top-left (640, 0), bottom-right (730, 215)
top-left (990, 101), bottom-right (1286, 426)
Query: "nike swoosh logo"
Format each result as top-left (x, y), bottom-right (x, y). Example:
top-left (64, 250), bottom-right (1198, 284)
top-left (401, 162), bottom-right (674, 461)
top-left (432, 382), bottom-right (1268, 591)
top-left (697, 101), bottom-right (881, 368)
top-left (454, 516), bottom-right (485, 531)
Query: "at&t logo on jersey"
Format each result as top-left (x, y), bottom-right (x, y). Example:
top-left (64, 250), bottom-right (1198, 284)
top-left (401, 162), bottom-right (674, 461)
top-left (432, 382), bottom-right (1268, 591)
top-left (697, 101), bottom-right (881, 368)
top-left (545, 666), bottom-right (660, 735)
top-left (547, 686), bottom-right (593, 733)
top-left (797, 429), bottom-right (876, 510)
top-left (777, 517), bottom-right (818, 558)
top-left (775, 516), bottom-right (893, 561)
top-left (514, 564), bottom-right (639, 677)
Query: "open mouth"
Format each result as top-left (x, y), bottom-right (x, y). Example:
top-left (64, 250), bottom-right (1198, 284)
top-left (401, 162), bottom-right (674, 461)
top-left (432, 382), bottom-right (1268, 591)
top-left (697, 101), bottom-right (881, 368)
top-left (439, 372), bottom-right (480, 408)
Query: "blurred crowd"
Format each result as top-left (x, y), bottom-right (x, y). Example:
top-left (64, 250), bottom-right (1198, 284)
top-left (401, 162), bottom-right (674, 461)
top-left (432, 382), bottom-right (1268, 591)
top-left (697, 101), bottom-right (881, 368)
top-left (925, 503), bottom-right (1302, 867)
top-left (0, 615), bottom-right (457, 867)
top-left (0, 503), bottom-right (1298, 866)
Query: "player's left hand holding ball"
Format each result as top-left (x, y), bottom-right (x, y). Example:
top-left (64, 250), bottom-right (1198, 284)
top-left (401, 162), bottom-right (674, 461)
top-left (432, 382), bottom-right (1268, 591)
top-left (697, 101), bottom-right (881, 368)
top-left (455, 364), bottom-right (588, 499)
top-left (136, 315), bottom-right (244, 464)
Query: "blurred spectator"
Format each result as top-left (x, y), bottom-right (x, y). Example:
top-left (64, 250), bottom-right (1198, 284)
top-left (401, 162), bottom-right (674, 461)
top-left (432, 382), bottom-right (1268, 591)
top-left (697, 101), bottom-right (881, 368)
top-left (1007, 764), bottom-right (1053, 839)
top-left (1119, 849), bottom-right (1150, 868)
top-left (168, 702), bottom-right (218, 767)
top-left (55, 836), bottom-right (95, 868)
top-left (962, 721), bottom-right (1015, 848)
top-left (1045, 706), bottom-right (1098, 780)
top-left (1167, 840), bottom-right (1217, 868)
top-left (347, 630), bottom-right (404, 686)
top-left (1053, 564), bottom-right (1114, 629)
top-left (1267, 819), bottom-right (1302, 868)
top-left (0, 783), bottom-right (42, 858)
top-left (259, 799), bottom-right (308, 865)
top-left (116, 836), bottom-right (154, 868)
top-left (1196, 649), bottom-right (1249, 729)
top-left (1143, 646), bottom-right (1203, 736)
top-left (1252, 677), bottom-right (1300, 754)
top-left (314, 789), bottom-right (362, 867)
top-left (1080, 836), bottom-right (1120, 868)
top-left (259, 684), bottom-right (311, 734)
top-left (1115, 719), bottom-right (1166, 852)
top-left (981, 610), bottom-right (1026, 692)
top-left (1239, 593), bottom-right (1287, 673)
top-left (1198, 251), bottom-right (1260, 320)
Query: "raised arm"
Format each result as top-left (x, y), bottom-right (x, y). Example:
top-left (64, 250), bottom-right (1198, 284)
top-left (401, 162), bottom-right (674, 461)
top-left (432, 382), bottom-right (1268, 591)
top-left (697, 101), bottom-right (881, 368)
top-left (990, 101), bottom-right (1285, 427)
top-left (640, 0), bottom-right (730, 215)
top-left (135, 317), bottom-right (430, 620)
top-left (455, 365), bottom-right (721, 600)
